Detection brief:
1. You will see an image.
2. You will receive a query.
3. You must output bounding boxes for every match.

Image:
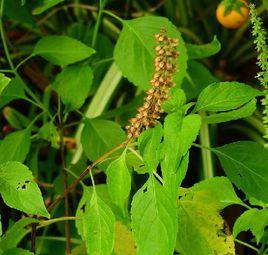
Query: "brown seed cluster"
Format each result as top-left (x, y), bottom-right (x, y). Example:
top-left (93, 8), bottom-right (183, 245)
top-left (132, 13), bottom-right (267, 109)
top-left (126, 28), bottom-right (179, 138)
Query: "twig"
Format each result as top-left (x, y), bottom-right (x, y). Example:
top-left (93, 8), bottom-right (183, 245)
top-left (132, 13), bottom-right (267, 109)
top-left (47, 139), bottom-right (129, 212)
top-left (31, 221), bottom-right (38, 253)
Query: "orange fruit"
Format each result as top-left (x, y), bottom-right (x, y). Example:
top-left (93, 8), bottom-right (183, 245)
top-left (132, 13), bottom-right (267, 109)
top-left (216, 0), bottom-right (250, 29)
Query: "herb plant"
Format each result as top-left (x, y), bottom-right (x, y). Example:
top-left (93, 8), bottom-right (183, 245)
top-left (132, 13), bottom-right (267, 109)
top-left (0, 1), bottom-right (267, 255)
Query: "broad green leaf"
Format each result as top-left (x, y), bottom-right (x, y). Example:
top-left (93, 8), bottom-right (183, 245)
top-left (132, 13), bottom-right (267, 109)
top-left (176, 190), bottom-right (235, 255)
top-left (32, 0), bottom-right (64, 15)
top-left (4, 0), bottom-right (35, 27)
top-left (0, 76), bottom-right (26, 109)
top-left (195, 82), bottom-right (261, 111)
top-left (0, 129), bottom-right (31, 164)
top-left (131, 176), bottom-right (177, 255)
top-left (162, 113), bottom-right (201, 198)
top-left (114, 16), bottom-right (187, 89)
top-left (53, 65), bottom-right (93, 112)
top-left (76, 188), bottom-right (115, 255)
top-left (114, 221), bottom-right (136, 255)
top-left (38, 121), bottom-right (59, 148)
top-left (106, 150), bottom-right (131, 215)
top-left (212, 141), bottom-right (268, 203)
top-left (190, 177), bottom-right (245, 209)
top-left (138, 124), bottom-right (163, 173)
top-left (0, 218), bottom-right (39, 251)
top-left (233, 208), bottom-right (268, 243)
top-left (126, 151), bottom-right (147, 174)
top-left (0, 162), bottom-right (49, 217)
top-left (2, 248), bottom-right (34, 255)
top-left (162, 87), bottom-right (186, 113)
top-left (81, 118), bottom-right (126, 168)
top-left (202, 99), bottom-right (256, 124)
top-left (0, 74), bottom-right (11, 94)
top-left (182, 61), bottom-right (218, 101)
top-left (186, 36), bottom-right (221, 59)
top-left (34, 36), bottom-right (95, 66)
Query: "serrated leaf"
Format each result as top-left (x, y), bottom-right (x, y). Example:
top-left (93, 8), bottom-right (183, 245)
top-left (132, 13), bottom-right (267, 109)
top-left (195, 82), bottom-right (261, 112)
top-left (0, 218), bottom-right (39, 251)
top-left (0, 129), bottom-right (31, 164)
top-left (176, 190), bottom-right (235, 255)
top-left (106, 150), bottom-right (131, 215)
top-left (81, 118), bottom-right (126, 169)
top-left (0, 162), bottom-right (49, 217)
top-left (114, 221), bottom-right (136, 255)
top-left (212, 141), bottom-right (268, 203)
top-left (162, 87), bottom-right (186, 113)
top-left (53, 65), bottom-right (93, 112)
top-left (233, 208), bottom-right (268, 243)
top-left (114, 16), bottom-right (187, 89)
top-left (32, 0), bottom-right (64, 15)
top-left (34, 36), bottom-right (95, 65)
top-left (76, 188), bottom-right (115, 255)
top-left (138, 124), bottom-right (163, 173)
top-left (161, 113), bottom-right (201, 198)
top-left (186, 36), bottom-right (221, 59)
top-left (131, 176), bottom-right (177, 255)
top-left (190, 177), bottom-right (245, 209)
top-left (202, 99), bottom-right (256, 124)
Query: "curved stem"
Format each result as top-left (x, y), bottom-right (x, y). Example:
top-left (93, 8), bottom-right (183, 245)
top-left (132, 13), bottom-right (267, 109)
top-left (235, 239), bottom-right (259, 253)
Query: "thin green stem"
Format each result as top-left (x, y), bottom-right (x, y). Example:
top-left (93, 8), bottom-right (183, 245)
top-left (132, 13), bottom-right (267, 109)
top-left (15, 54), bottom-right (34, 71)
top-left (103, 10), bottom-right (123, 23)
top-left (235, 239), bottom-right (259, 253)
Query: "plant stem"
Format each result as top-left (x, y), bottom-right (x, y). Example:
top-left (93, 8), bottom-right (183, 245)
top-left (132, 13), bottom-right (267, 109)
top-left (58, 101), bottom-right (71, 255)
top-left (15, 54), bottom-right (34, 71)
top-left (235, 239), bottom-right (259, 253)
top-left (199, 112), bottom-right (214, 179)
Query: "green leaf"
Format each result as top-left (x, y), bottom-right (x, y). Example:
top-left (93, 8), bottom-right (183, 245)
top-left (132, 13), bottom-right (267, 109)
top-left (212, 141), bottom-right (268, 203)
top-left (34, 36), bottom-right (95, 66)
top-left (162, 87), bottom-right (186, 113)
top-left (0, 76), bottom-right (26, 109)
top-left (0, 218), bottom-right (39, 251)
top-left (76, 188), bottom-right (115, 255)
top-left (3, 107), bottom-right (31, 130)
top-left (38, 121), bottom-right (59, 148)
top-left (53, 65), bottom-right (93, 112)
top-left (264, 0), bottom-right (268, 9)
top-left (131, 176), bottom-right (177, 255)
top-left (161, 113), bottom-right (201, 198)
top-left (0, 129), bottom-right (31, 164)
top-left (182, 61), bottom-right (218, 101)
top-left (202, 99), bottom-right (256, 124)
top-left (106, 150), bottom-right (131, 215)
top-left (190, 177), bottom-right (245, 209)
top-left (195, 82), bottom-right (261, 112)
top-left (2, 248), bottom-right (34, 255)
top-left (32, 0), bottom-right (64, 15)
top-left (0, 74), bottom-right (11, 94)
top-left (176, 190), bottom-right (235, 255)
top-left (114, 16), bottom-right (187, 89)
top-left (81, 119), bottom-right (126, 168)
top-left (186, 36), bottom-right (221, 59)
top-left (138, 124), bottom-right (163, 173)
top-left (0, 161), bottom-right (49, 217)
top-left (233, 208), bottom-right (268, 243)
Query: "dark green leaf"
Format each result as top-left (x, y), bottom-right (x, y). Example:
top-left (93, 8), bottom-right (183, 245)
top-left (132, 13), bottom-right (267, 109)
top-left (32, 0), bottom-right (64, 15)
top-left (213, 141), bottom-right (268, 203)
top-left (2, 248), bottom-right (34, 255)
top-left (38, 121), bottom-right (59, 148)
top-left (131, 176), bottom-right (177, 255)
top-left (138, 124), bottom-right (163, 173)
top-left (233, 208), bottom-right (268, 243)
top-left (186, 36), bottom-right (221, 59)
top-left (195, 82), bottom-right (261, 112)
top-left (0, 161), bottom-right (49, 217)
top-left (53, 65), bottom-right (93, 112)
top-left (114, 16), bottom-right (187, 89)
top-left (34, 36), bottom-right (95, 66)
top-left (0, 73), bottom-right (11, 94)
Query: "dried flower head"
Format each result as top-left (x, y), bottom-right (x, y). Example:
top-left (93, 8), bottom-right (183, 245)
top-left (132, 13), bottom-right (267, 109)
top-left (126, 28), bottom-right (179, 138)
